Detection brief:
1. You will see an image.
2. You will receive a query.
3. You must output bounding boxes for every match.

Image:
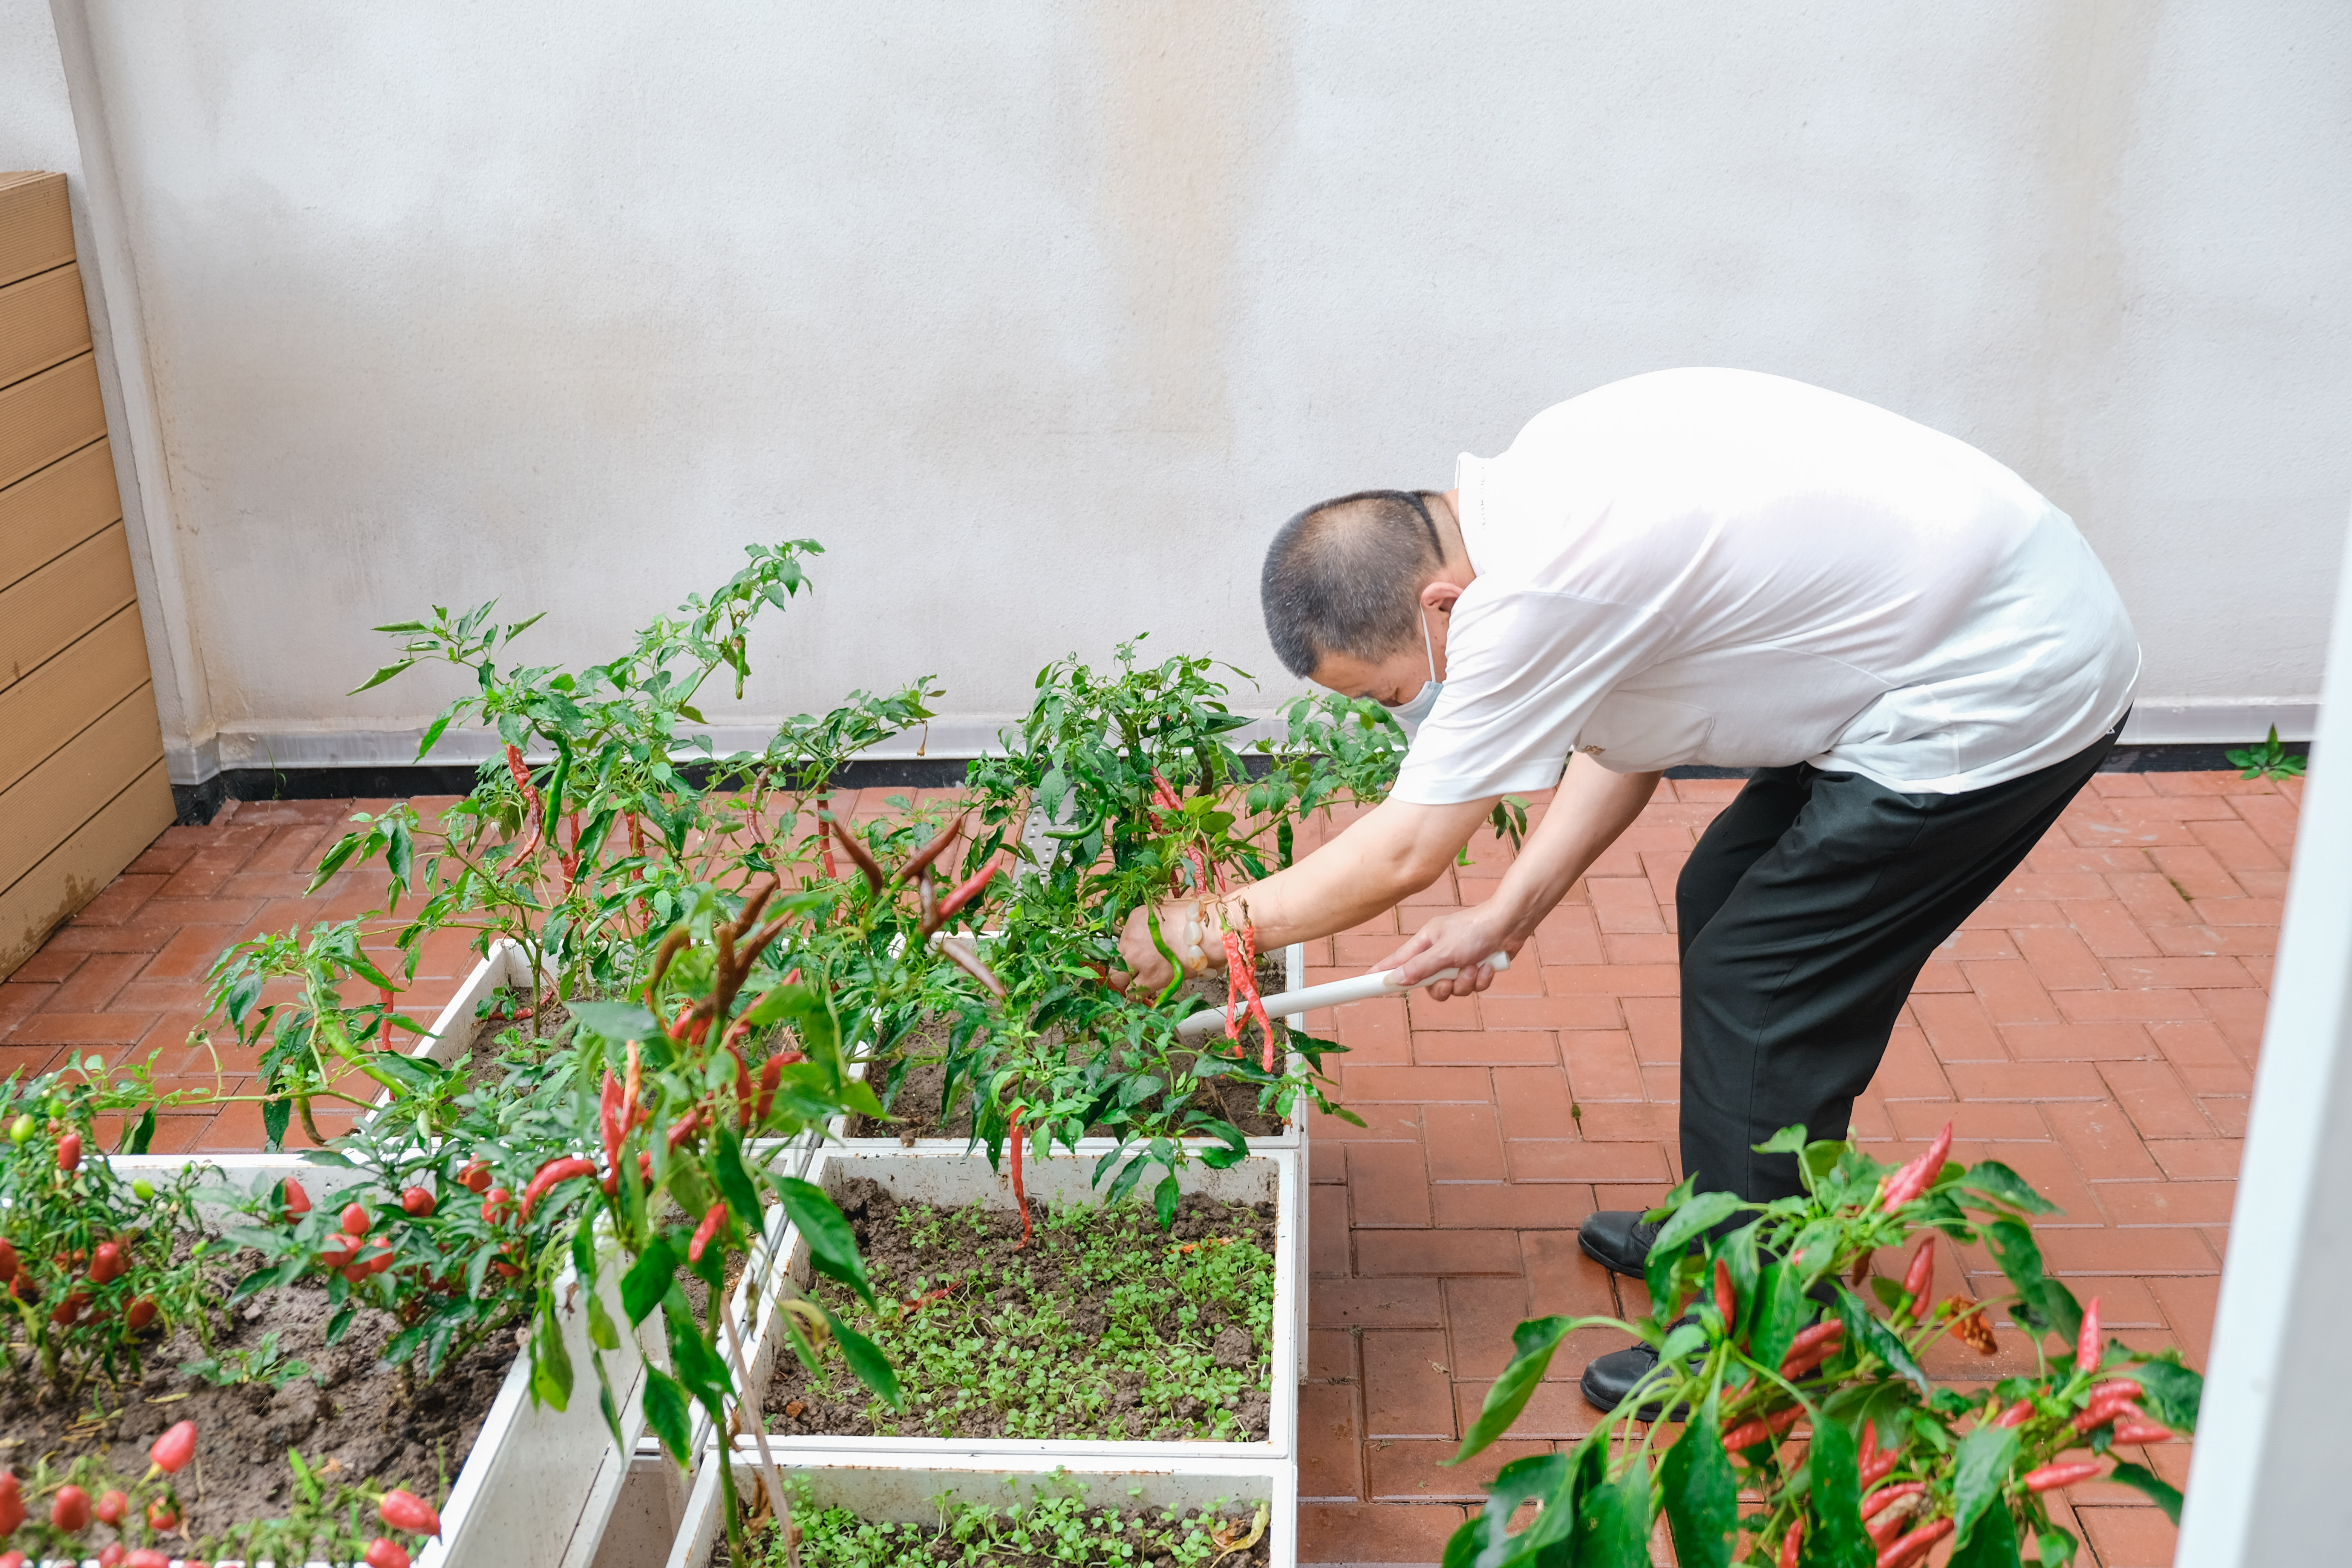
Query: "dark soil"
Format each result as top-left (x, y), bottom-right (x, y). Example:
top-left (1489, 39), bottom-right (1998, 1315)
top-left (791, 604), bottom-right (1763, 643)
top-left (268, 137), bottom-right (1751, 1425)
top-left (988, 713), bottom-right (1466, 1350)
top-left (0, 1282), bottom-right (514, 1541)
top-left (766, 1179), bottom-right (1276, 1443)
top-left (848, 960), bottom-right (1292, 1143)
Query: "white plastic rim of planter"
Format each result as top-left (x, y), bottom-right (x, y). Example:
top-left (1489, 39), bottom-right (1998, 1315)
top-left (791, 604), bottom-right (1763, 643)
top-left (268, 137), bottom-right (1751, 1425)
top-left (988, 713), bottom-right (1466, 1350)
top-left (100, 1153), bottom-right (659, 1568)
top-left (358, 939), bottom-right (531, 1122)
top-left (665, 1452), bottom-right (1299, 1568)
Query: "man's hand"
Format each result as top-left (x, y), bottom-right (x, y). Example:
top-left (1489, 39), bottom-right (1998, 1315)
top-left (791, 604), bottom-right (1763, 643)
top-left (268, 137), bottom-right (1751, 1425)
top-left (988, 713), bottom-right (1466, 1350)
top-left (1112, 899), bottom-right (1219, 998)
top-left (1372, 906), bottom-right (1521, 1001)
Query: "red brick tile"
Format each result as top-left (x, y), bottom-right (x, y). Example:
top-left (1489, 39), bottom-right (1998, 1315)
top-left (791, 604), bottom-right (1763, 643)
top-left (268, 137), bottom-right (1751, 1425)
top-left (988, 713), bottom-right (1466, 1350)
top-left (2073, 1505), bottom-right (2177, 1567)
top-left (1620, 995), bottom-right (1680, 1065)
top-left (2108, 870), bottom-right (2201, 928)
top-left (1311, 1186), bottom-right (1352, 1277)
top-left (1366, 1438), bottom-right (1550, 1504)
top-left (2037, 1226), bottom-right (2215, 1275)
top-left (1356, 1230), bottom-right (1525, 1276)
top-left (2229, 794), bottom-right (2300, 854)
top-left (2187, 816), bottom-right (2285, 871)
top-left (2148, 844), bottom-right (2243, 901)
top-left (1349, 1144), bottom-right (1434, 1228)
top-left (1491, 1067), bottom-right (1579, 1142)
top-left (0, 1046), bottom-right (65, 1081)
top-left (1312, 1142), bottom-right (1346, 1183)
top-left (1340, 1066), bottom-right (1494, 1103)
top-left (1479, 994), bottom-right (1619, 1032)
top-left (2045, 1101), bottom-right (2163, 1182)
top-left (1311, 1279), bottom-right (1446, 1330)
top-left (1423, 1103), bottom-right (1507, 1183)
top-left (9, 949), bottom-right (85, 983)
top-left (2099, 1061), bottom-right (2214, 1141)
top-left (1563, 1101), bottom-right (1675, 1142)
top-left (0, 983), bottom-right (58, 1032)
top-left (2058, 899), bottom-right (2161, 959)
top-left (1587, 878), bottom-right (1663, 934)
top-left (2102, 955), bottom-right (2258, 990)
top-left (2011, 925), bottom-right (2113, 991)
top-left (2143, 1139), bottom-right (2242, 1182)
top-left (2001, 1020), bottom-right (2154, 1061)
top-left (2177, 1060), bottom-right (2253, 1097)
top-left (2199, 1097), bottom-right (2249, 1138)
top-left (2095, 1180), bottom-right (2238, 1228)
top-left (1299, 1380), bottom-right (1364, 1500)
top-left (1510, 1140), bottom-right (1672, 1184)
top-left (1910, 993), bottom-right (2007, 1062)
top-left (1561, 1031), bottom-right (1646, 1102)
top-left (2189, 895), bottom-right (2284, 926)
top-left (3, 1012), bottom-right (159, 1046)
top-left (1942, 1061), bottom-right (2106, 1101)
top-left (1960, 960), bottom-right (2061, 1024)
top-left (1333, 997), bottom-right (1412, 1065)
top-left (1431, 1182), bottom-right (1593, 1230)
top-left (1442, 1276), bottom-right (1537, 1379)
top-left (2194, 989), bottom-right (2269, 1055)
top-left (1962, 897), bottom-right (2069, 928)
top-left (1599, 932), bottom-right (1678, 965)
top-left (1298, 1502), bottom-right (1470, 1563)
top-left (1412, 1026), bottom-right (1560, 1066)
top-left (2056, 989), bottom-right (2205, 1024)
top-left (2148, 1273), bottom-right (2220, 1365)
top-left (1540, 964), bottom-right (1678, 997)
top-left (1888, 1100), bottom-right (2046, 1143)
top-left (1361, 1331), bottom-right (1459, 1436)
top-left (1529, 904), bottom-right (1605, 966)
top-left (138, 926), bottom-right (245, 982)
top-left (1404, 993), bottom-right (1484, 1032)
top-left (1522, 1230), bottom-right (1619, 1320)
top-left (1908, 958), bottom-right (1966, 993)
top-left (1871, 1030), bottom-right (1953, 1100)
top-left (1309, 1328), bottom-right (1354, 1380)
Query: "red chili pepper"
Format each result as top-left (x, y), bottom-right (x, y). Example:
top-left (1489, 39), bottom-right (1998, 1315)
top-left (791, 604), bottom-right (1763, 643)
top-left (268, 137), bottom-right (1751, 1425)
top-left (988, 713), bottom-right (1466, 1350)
top-left (1901, 1237), bottom-right (1934, 1305)
top-left (518, 1158), bottom-right (598, 1220)
top-left (2076, 1296), bottom-right (2103, 1373)
top-left (688, 1201), bottom-right (728, 1264)
top-left (1860, 1482), bottom-right (1924, 1522)
top-left (890, 812), bottom-right (967, 885)
top-left (933, 862), bottom-right (1001, 924)
top-left (1995, 1399), bottom-right (2035, 1429)
top-left (667, 1110), bottom-right (703, 1151)
top-left (87, 1240), bottom-right (126, 1284)
top-left (828, 818), bottom-right (884, 891)
top-left (1776, 1519), bottom-right (1802, 1568)
top-left (378, 1489), bottom-right (441, 1536)
top-left (145, 1499), bottom-right (176, 1530)
top-left (2072, 1396), bottom-right (2143, 1434)
top-left (55, 1131), bottom-right (80, 1174)
top-left (50, 1290), bottom-right (88, 1326)
top-left (95, 1489), bottom-right (127, 1526)
top-left (1858, 1418), bottom-right (1879, 1471)
top-left (1875, 1122), bottom-right (1952, 1211)
top-left (2113, 1419), bottom-right (2173, 1444)
top-left (939, 935), bottom-right (1008, 998)
top-left (127, 1295), bottom-right (158, 1331)
top-left (341, 1203), bottom-right (372, 1237)
top-left (1783, 1319), bottom-right (1843, 1359)
top-left (1780, 1320), bottom-right (1845, 1378)
top-left (402, 1186), bottom-right (435, 1218)
top-left (1714, 1258), bottom-right (1736, 1335)
top-left (51, 1485), bottom-right (90, 1531)
top-left (0, 1240), bottom-right (17, 1283)
top-left (754, 1055), bottom-right (782, 1127)
top-left (1720, 1404), bottom-right (1804, 1450)
top-left (2024, 1460), bottom-right (2105, 1493)
top-left (1877, 1517), bottom-right (1952, 1568)
top-left (364, 1539), bottom-right (411, 1568)
top-left (458, 1161), bottom-right (492, 1196)
top-left (1859, 1445), bottom-right (1901, 1487)
top-left (481, 1187), bottom-right (514, 1225)
top-left (1867, 1499), bottom-right (1918, 1550)
top-left (1009, 1111), bottom-right (1034, 1251)
top-left (150, 1419), bottom-right (197, 1474)
top-left (730, 1046), bottom-right (755, 1124)
top-left (378, 985), bottom-right (397, 1049)
top-left (600, 1070), bottom-right (625, 1167)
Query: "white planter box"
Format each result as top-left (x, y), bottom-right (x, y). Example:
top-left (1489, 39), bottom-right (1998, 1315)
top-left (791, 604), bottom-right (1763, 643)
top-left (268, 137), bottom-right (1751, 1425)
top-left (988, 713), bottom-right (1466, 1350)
top-left (103, 1153), bottom-right (659, 1568)
top-left (661, 1144), bottom-right (1302, 1568)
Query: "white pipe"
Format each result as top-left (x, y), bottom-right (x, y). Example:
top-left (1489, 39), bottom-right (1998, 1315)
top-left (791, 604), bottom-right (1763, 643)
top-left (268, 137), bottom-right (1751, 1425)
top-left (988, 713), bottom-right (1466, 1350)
top-left (1175, 951), bottom-right (1510, 1039)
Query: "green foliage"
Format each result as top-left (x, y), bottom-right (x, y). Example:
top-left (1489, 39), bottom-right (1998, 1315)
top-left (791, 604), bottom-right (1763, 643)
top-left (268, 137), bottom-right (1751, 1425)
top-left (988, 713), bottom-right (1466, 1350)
top-left (2223, 725), bottom-right (2305, 781)
top-left (741, 1477), bottom-right (1268, 1568)
top-left (1447, 1127), bottom-right (2204, 1567)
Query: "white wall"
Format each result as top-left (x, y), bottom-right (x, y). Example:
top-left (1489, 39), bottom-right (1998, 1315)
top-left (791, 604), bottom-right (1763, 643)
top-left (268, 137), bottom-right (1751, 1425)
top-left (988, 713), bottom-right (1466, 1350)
top-left (6, 0), bottom-right (2348, 780)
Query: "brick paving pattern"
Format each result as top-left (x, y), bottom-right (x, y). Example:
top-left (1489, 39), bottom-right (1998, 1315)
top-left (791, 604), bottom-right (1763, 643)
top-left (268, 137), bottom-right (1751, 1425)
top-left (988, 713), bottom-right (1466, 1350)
top-left (0, 772), bottom-right (2292, 1565)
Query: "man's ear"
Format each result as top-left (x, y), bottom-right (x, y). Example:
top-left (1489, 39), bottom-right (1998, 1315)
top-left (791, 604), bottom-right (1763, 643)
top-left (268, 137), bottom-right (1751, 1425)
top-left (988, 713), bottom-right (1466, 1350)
top-left (1420, 578), bottom-right (1464, 615)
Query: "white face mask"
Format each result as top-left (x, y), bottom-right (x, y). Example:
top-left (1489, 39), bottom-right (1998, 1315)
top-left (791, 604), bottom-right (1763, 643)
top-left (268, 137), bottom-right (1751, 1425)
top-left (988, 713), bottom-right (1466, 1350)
top-left (1384, 610), bottom-right (1444, 728)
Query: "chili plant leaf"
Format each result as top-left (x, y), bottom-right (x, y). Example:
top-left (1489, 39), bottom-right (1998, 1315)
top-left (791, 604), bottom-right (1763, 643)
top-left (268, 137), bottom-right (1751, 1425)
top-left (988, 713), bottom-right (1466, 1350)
top-left (1750, 1262), bottom-right (1805, 1378)
top-left (640, 1366), bottom-right (692, 1461)
top-left (1949, 1421), bottom-right (2020, 1549)
top-left (1946, 1498), bottom-right (2023, 1568)
top-left (567, 1001), bottom-right (660, 1042)
top-left (1154, 1173), bottom-right (1181, 1230)
top-left (1649, 1190), bottom-right (1742, 1263)
top-left (1660, 1399), bottom-right (1738, 1568)
top-left (712, 1129), bottom-right (762, 1230)
top-left (2036, 1525), bottom-right (2079, 1567)
top-left (351, 659), bottom-right (417, 693)
top-left (1983, 1216), bottom-right (2082, 1346)
top-left (819, 1303), bottom-right (903, 1409)
top-left (1804, 1412), bottom-right (1873, 1568)
top-left (1452, 1316), bottom-right (1578, 1464)
top-left (620, 1237), bottom-right (678, 1326)
top-left (773, 1176), bottom-right (873, 1306)
top-left (1833, 1284), bottom-right (1931, 1397)
top-left (262, 1096), bottom-right (291, 1152)
top-left (1752, 1125), bottom-right (1811, 1155)
top-left (121, 1105), bottom-right (155, 1156)
top-left (1572, 1449), bottom-right (1651, 1566)
top-left (1959, 1160), bottom-right (2060, 1215)
top-left (2105, 1460), bottom-right (2184, 1524)
top-left (665, 1312), bottom-right (734, 1421)
top-left (1454, 1450), bottom-right (1572, 1568)
top-left (533, 1299), bottom-right (576, 1410)
top-left (585, 1288), bottom-right (620, 1354)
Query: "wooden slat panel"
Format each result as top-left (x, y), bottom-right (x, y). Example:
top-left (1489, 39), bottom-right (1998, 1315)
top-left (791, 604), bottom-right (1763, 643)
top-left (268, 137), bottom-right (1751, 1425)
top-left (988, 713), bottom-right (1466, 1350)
top-left (0, 173), bottom-right (73, 291)
top-left (0, 606), bottom-right (152, 796)
top-left (0, 354), bottom-right (104, 492)
top-left (0, 438), bottom-right (119, 592)
top-left (0, 758), bottom-right (172, 981)
top-left (0, 681), bottom-right (164, 896)
top-left (0, 263), bottom-right (92, 389)
top-left (0, 521), bottom-right (136, 695)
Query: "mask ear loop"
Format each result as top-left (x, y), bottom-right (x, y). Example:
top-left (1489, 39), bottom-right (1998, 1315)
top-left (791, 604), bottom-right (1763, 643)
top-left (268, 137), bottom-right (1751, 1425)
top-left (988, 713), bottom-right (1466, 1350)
top-left (1418, 603), bottom-right (1439, 687)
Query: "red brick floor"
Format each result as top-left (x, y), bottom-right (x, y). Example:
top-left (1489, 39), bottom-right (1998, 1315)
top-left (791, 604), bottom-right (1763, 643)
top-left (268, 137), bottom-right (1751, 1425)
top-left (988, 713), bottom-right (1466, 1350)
top-left (0, 772), bottom-right (2292, 1566)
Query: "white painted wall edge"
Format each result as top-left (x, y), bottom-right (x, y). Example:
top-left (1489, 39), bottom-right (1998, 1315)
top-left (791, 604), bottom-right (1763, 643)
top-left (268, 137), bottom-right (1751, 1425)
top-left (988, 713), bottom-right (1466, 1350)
top-left (175, 698), bottom-right (2314, 782)
top-left (2173, 512), bottom-right (2351, 1561)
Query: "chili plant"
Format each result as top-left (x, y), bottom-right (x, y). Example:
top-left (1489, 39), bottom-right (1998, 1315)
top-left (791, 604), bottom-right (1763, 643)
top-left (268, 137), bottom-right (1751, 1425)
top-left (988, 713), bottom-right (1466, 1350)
top-left (0, 1069), bottom-right (215, 1398)
top-left (1447, 1122), bottom-right (2201, 1567)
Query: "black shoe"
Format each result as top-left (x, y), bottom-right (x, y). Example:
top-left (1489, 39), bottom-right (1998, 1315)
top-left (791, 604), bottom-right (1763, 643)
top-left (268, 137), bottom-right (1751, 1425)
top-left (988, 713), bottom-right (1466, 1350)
top-left (1578, 1340), bottom-right (1691, 1421)
top-left (1577, 1211), bottom-right (1660, 1279)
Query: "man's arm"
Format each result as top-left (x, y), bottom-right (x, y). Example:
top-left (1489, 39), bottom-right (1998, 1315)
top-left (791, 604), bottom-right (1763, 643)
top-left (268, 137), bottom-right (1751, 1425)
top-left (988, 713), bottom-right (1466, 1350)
top-left (1375, 754), bottom-right (1661, 999)
top-left (1113, 753), bottom-right (1661, 997)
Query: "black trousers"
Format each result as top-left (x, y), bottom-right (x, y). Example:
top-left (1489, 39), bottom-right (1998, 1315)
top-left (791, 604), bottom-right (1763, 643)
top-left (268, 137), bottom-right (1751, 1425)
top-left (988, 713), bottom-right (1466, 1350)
top-left (1675, 718), bottom-right (2123, 1201)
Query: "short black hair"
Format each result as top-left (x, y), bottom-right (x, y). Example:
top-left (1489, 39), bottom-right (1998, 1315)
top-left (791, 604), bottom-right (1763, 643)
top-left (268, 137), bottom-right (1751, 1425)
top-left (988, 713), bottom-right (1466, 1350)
top-left (1260, 489), bottom-right (1445, 678)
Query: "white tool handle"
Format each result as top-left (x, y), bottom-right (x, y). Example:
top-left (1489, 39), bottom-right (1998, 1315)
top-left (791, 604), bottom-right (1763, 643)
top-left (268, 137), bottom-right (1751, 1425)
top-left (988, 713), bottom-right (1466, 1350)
top-left (1174, 950), bottom-right (1510, 1039)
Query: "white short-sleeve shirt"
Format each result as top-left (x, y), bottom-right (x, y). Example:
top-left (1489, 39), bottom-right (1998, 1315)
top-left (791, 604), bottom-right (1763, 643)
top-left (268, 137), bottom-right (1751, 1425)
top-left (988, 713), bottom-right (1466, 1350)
top-left (1391, 369), bottom-right (2140, 805)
